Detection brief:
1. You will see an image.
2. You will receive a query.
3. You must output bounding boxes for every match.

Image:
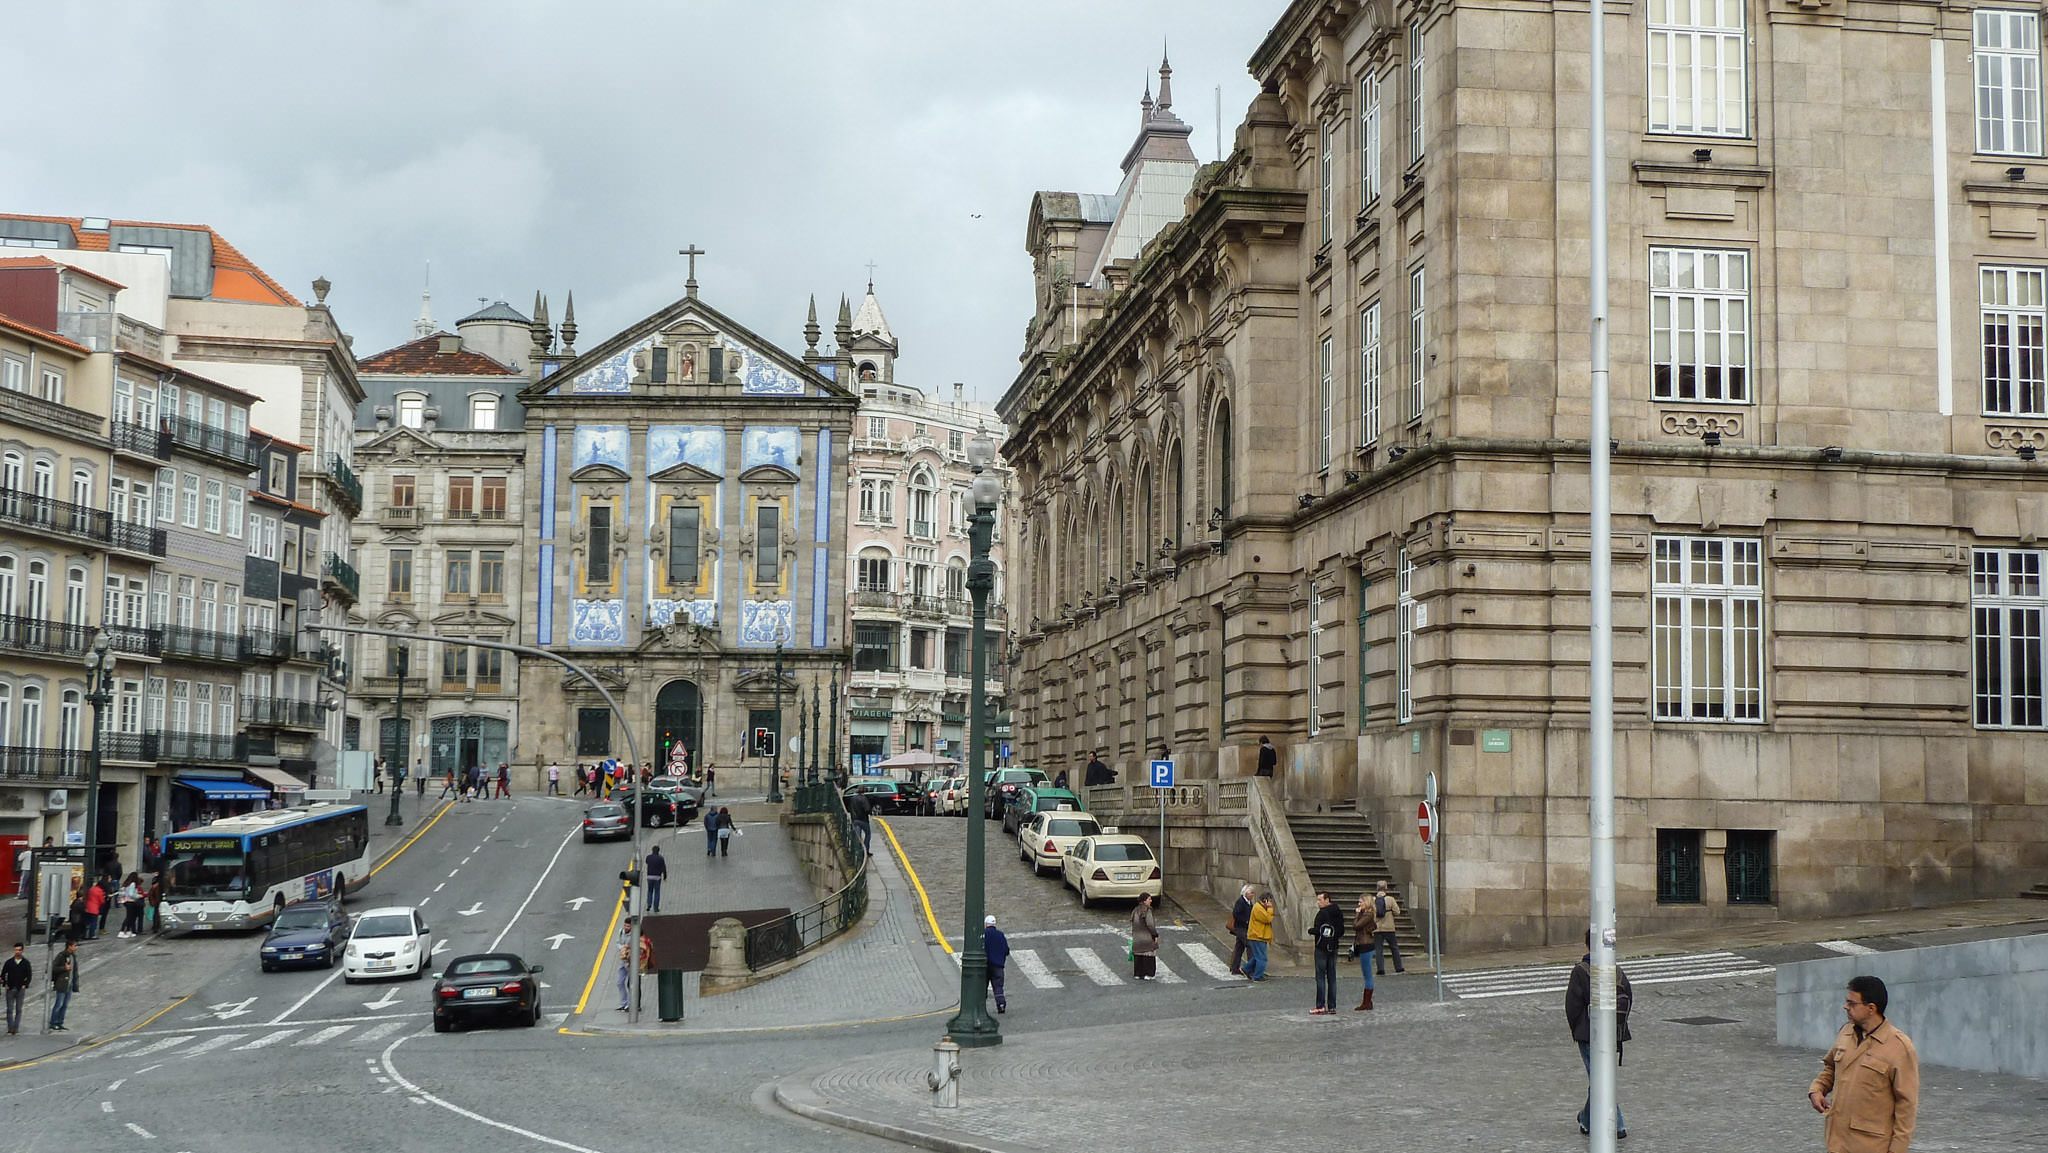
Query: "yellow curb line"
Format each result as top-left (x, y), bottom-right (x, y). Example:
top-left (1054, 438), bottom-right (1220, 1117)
top-left (876, 817), bottom-right (951, 954)
top-left (365, 799), bottom-right (454, 881)
top-left (2, 993), bottom-right (192, 1074)
top-left (570, 891), bottom-right (627, 1019)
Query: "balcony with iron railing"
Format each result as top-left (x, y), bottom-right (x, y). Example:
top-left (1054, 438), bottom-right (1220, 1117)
top-left (103, 732), bottom-right (159, 763)
top-left (153, 730), bottom-right (248, 765)
top-left (162, 413), bottom-right (260, 468)
top-left (160, 625), bottom-right (251, 664)
top-left (0, 489), bottom-right (167, 557)
top-left (108, 418), bottom-right (169, 460)
top-left (0, 746), bottom-right (88, 782)
top-left (243, 696), bottom-right (326, 730)
top-left (325, 455), bottom-right (363, 514)
top-left (903, 594), bottom-right (947, 619)
top-left (0, 614), bottom-right (94, 660)
top-left (852, 589), bottom-right (899, 611)
top-left (323, 552), bottom-right (360, 600)
top-left (102, 624), bottom-right (164, 659)
top-left (239, 628), bottom-right (294, 663)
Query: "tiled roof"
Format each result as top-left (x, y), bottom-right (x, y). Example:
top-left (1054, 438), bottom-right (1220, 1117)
top-left (0, 213), bottom-right (299, 306)
top-left (0, 311), bottom-right (91, 356)
top-left (457, 300), bottom-right (529, 325)
top-left (0, 254), bottom-right (128, 290)
top-left (358, 332), bottom-right (521, 376)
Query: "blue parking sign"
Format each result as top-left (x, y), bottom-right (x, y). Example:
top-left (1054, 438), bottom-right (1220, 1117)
top-left (1149, 759), bottom-right (1175, 788)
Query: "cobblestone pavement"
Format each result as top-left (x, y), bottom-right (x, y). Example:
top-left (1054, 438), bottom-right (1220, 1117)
top-left (780, 968), bottom-right (2048, 1153)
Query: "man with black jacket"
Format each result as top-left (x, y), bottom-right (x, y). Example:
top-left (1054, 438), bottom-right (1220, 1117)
top-left (1228, 884), bottom-right (1255, 977)
top-left (1309, 892), bottom-right (1346, 1014)
top-left (47, 939), bottom-right (78, 1032)
top-left (1564, 931), bottom-right (1633, 1139)
top-left (2, 943), bottom-right (30, 1034)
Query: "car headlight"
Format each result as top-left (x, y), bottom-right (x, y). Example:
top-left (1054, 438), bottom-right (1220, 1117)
top-left (400, 940), bottom-right (417, 952)
top-left (346, 946), bottom-right (360, 958)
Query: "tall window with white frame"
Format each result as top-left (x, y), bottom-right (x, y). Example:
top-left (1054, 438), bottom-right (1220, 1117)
top-left (1972, 548), bottom-right (2044, 728)
top-left (1407, 267), bottom-right (1426, 423)
top-left (1317, 335), bottom-right (1333, 469)
top-left (1975, 10), bottom-right (2042, 156)
top-left (1360, 71), bottom-right (1381, 205)
top-left (1407, 21), bottom-right (1425, 164)
top-left (1647, 0), bottom-right (1747, 136)
top-left (1651, 535), bottom-right (1764, 722)
top-left (1307, 584), bottom-right (1323, 737)
top-left (1980, 265), bottom-right (2048, 416)
top-left (1319, 117), bottom-right (1335, 247)
top-left (1396, 547), bottom-right (1415, 724)
top-left (1651, 247), bottom-right (1751, 403)
top-left (1360, 301), bottom-right (1381, 446)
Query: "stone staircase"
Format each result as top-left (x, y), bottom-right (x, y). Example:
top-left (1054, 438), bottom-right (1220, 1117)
top-left (2024, 882), bottom-right (2048, 901)
top-left (1285, 809), bottom-right (1427, 957)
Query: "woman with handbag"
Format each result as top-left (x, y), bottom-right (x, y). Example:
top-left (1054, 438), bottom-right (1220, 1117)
top-left (1130, 893), bottom-right (1160, 980)
top-left (716, 807), bottom-right (736, 857)
top-left (117, 873), bottom-right (146, 938)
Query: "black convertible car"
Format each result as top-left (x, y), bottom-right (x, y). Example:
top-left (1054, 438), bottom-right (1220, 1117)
top-left (432, 952), bottom-right (544, 1031)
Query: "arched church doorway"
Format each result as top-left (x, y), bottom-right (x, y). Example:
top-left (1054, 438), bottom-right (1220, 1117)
top-left (655, 679), bottom-right (701, 776)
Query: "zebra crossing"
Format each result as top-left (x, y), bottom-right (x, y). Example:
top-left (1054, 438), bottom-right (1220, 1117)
top-left (1440, 950), bottom-right (1775, 1000)
top-left (69, 1017), bottom-right (435, 1063)
top-left (964, 940), bottom-right (1240, 990)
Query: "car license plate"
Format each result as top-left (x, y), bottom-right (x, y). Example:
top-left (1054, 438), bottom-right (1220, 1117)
top-left (282, 952), bottom-right (304, 961)
top-left (1115, 870), bottom-right (1142, 881)
top-left (462, 987), bottom-right (493, 999)
top-left (192, 923), bottom-right (212, 931)
top-left (370, 960), bottom-right (394, 969)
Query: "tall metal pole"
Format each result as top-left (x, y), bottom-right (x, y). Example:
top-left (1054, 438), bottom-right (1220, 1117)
top-left (828, 668), bottom-right (841, 787)
top-left (947, 454), bottom-right (1001, 1047)
top-left (387, 645), bottom-right (407, 826)
top-left (809, 680), bottom-right (821, 786)
top-left (83, 636), bottom-right (112, 874)
top-left (694, 626), bottom-right (707, 790)
top-left (1587, 0), bottom-right (1620, 1146)
top-left (768, 637), bottom-right (785, 804)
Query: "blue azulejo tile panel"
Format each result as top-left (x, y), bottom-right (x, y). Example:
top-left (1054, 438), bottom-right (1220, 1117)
top-left (739, 599), bottom-right (794, 647)
top-left (648, 598), bottom-right (719, 629)
top-left (734, 346), bottom-right (805, 395)
top-left (540, 426), bottom-right (558, 540)
top-left (569, 335), bottom-right (652, 394)
top-left (813, 428), bottom-right (832, 541)
top-left (573, 425), bottom-right (629, 472)
top-left (815, 362), bottom-right (837, 382)
top-left (571, 598), bottom-right (626, 645)
top-left (741, 427), bottom-right (799, 472)
top-left (538, 544), bottom-right (554, 644)
top-left (811, 547), bottom-right (828, 647)
top-left (647, 425), bottom-right (726, 476)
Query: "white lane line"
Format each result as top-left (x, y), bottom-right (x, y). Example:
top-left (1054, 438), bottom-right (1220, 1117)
top-left (176, 1034), bottom-right (244, 1058)
top-left (1452, 968), bottom-right (1777, 1000)
top-left (295, 1025), bottom-right (354, 1046)
top-left (462, 857), bottom-right (472, 866)
top-left (488, 823), bottom-right (582, 953)
top-left (107, 1078), bottom-right (125, 1091)
top-left (134, 1063), bottom-right (162, 1075)
top-left (1003, 925), bottom-right (1196, 941)
top-left (267, 959), bottom-right (348, 1024)
top-left (380, 1035), bottom-right (607, 1153)
top-left (100, 1101), bottom-right (113, 1112)
top-left (232, 1029), bottom-right (300, 1050)
top-left (1010, 948), bottom-right (1064, 989)
top-left (71, 1038), bottom-right (142, 1062)
top-left (352, 1020), bottom-right (407, 1046)
top-left (1818, 939), bottom-right (1878, 956)
top-left (434, 883), bottom-right (446, 893)
top-left (1177, 942), bottom-right (1236, 980)
top-left (1065, 946), bottom-right (1125, 986)
top-left (125, 1036), bottom-right (192, 1058)
top-left (448, 870), bottom-right (461, 879)
top-left (125, 1123), bottom-right (154, 1139)
top-left (1152, 957), bottom-right (1185, 984)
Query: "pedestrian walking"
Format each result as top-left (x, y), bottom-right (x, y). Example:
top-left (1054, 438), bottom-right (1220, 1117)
top-left (2, 943), bottom-right (30, 1034)
top-left (1809, 975), bottom-right (1918, 1152)
top-left (1244, 894), bottom-right (1274, 980)
top-left (1564, 931), bottom-right (1634, 1139)
top-left (703, 766), bottom-right (715, 797)
top-left (716, 807), bottom-right (735, 857)
top-left (117, 873), bottom-right (145, 938)
top-left (547, 762), bottom-right (562, 796)
top-left (374, 757), bottom-right (387, 793)
top-left (1228, 884), bottom-right (1255, 977)
top-left (82, 878), bottom-right (106, 940)
top-left (47, 940), bottom-right (78, 1031)
top-left (1369, 880), bottom-right (1405, 974)
top-left (1255, 735), bottom-right (1277, 777)
top-left (1130, 892), bottom-right (1160, 980)
top-left (414, 762), bottom-right (427, 797)
top-left (496, 762), bottom-right (511, 798)
top-left (66, 884), bottom-right (87, 942)
top-left (645, 846), bottom-right (667, 913)
top-left (393, 761), bottom-right (409, 796)
top-left (1351, 893), bottom-right (1377, 1009)
top-left (1310, 890), bottom-right (1344, 1014)
top-left (845, 790), bottom-right (873, 854)
top-left (439, 767), bottom-right (457, 799)
top-left (573, 763), bottom-right (588, 797)
top-left (984, 914), bottom-right (1010, 1013)
top-left (702, 806), bottom-right (721, 856)
top-left (615, 921), bottom-right (654, 1011)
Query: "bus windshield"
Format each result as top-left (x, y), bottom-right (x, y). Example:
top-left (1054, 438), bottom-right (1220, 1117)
top-left (163, 840), bottom-right (248, 899)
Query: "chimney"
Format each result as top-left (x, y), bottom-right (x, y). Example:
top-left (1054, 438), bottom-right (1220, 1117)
top-left (954, 382), bottom-right (964, 407)
top-left (437, 333), bottom-right (462, 355)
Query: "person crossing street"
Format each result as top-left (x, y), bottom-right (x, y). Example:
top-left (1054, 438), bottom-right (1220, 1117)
top-left (645, 846), bottom-right (667, 913)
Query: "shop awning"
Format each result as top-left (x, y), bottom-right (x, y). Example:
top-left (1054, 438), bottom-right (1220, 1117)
top-left (175, 777), bottom-right (269, 801)
top-left (245, 767), bottom-right (307, 793)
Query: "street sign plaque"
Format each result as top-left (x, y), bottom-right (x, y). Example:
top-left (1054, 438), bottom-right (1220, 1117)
top-left (1149, 759), bottom-right (1175, 788)
top-left (1418, 800), bottom-right (1435, 844)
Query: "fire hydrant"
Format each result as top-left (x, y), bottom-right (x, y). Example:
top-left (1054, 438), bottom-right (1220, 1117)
top-left (927, 1037), bottom-right (961, 1109)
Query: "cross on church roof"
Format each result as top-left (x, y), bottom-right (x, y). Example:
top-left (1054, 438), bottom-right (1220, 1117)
top-left (864, 259), bottom-right (878, 291)
top-left (680, 244), bottom-right (707, 298)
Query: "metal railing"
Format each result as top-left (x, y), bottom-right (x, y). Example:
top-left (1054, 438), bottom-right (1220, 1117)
top-left (903, 594), bottom-right (946, 617)
top-left (102, 624), bottom-right (163, 659)
top-left (153, 730), bottom-right (246, 764)
top-left (0, 488), bottom-right (112, 547)
top-left (243, 696), bottom-right (325, 729)
top-left (324, 552), bottom-right (360, 599)
top-left (746, 787), bottom-right (870, 970)
top-left (108, 519), bottom-right (168, 556)
top-left (0, 746), bottom-right (88, 782)
top-left (161, 625), bottom-right (249, 664)
top-left (163, 414), bottom-right (259, 467)
top-left (852, 590), bottom-right (898, 609)
top-left (109, 418), bottom-right (169, 459)
top-left (0, 614), bottom-right (94, 659)
top-left (239, 628), bottom-right (293, 662)
top-left (326, 455), bottom-right (363, 512)
top-left (102, 732), bottom-right (159, 763)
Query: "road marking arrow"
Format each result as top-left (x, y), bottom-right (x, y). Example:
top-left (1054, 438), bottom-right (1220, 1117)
top-left (363, 988), bottom-right (404, 1011)
top-left (430, 940), bottom-right (449, 956)
top-left (209, 997), bottom-right (258, 1019)
top-left (564, 897), bottom-right (593, 912)
top-left (457, 902), bottom-right (484, 917)
top-left (543, 933), bottom-right (574, 951)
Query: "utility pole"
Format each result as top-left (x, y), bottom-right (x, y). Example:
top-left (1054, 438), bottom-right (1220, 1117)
top-left (387, 644), bottom-right (408, 826)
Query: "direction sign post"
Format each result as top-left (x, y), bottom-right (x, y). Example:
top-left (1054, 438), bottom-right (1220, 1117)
top-left (1149, 760), bottom-right (1174, 876)
top-left (1420, 799), bottom-right (1442, 1003)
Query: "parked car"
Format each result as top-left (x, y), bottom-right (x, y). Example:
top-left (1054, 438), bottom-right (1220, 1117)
top-left (432, 952), bottom-right (544, 1031)
top-left (938, 775), bottom-right (969, 816)
top-left (983, 767), bottom-right (1051, 820)
top-left (918, 778), bottom-right (948, 815)
top-left (1061, 834), bottom-right (1163, 907)
top-left (1004, 785), bottom-right (1084, 835)
top-left (843, 780), bottom-right (925, 815)
top-left (258, 897), bottom-right (351, 972)
top-left (342, 906), bottom-right (433, 982)
top-left (582, 802), bottom-right (632, 842)
top-left (617, 786), bottom-right (697, 827)
top-left (1017, 810), bottom-right (1104, 876)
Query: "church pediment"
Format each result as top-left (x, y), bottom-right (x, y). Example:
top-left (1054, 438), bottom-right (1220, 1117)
top-left (732, 669), bottom-right (797, 694)
top-left (650, 460), bottom-right (724, 485)
top-left (738, 463), bottom-right (799, 485)
top-left (428, 606), bottom-right (520, 631)
top-left (363, 426), bottom-right (439, 459)
top-left (522, 294), bottom-right (853, 403)
top-left (374, 607), bottom-right (421, 629)
top-left (570, 462), bottom-right (631, 484)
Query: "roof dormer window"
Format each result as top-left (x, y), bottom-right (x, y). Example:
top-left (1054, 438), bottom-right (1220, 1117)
top-left (397, 394), bottom-right (425, 429)
top-left (470, 394), bottom-right (499, 430)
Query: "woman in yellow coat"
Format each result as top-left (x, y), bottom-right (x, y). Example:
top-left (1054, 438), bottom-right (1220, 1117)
top-left (1245, 894), bottom-right (1275, 981)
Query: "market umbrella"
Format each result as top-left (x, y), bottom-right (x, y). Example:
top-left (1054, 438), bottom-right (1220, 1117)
top-left (870, 749), bottom-right (962, 772)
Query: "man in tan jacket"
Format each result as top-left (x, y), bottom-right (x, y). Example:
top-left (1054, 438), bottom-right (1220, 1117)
top-left (1368, 880), bottom-right (1404, 975)
top-left (1809, 975), bottom-right (1918, 1152)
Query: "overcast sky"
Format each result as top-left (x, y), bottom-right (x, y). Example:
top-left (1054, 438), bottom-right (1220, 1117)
top-left (3, 2), bottom-right (1281, 404)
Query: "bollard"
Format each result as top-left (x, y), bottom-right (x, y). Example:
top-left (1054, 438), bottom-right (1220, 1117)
top-left (927, 1036), bottom-right (961, 1109)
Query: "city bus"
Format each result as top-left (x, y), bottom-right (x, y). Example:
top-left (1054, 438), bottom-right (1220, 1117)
top-left (160, 803), bottom-right (372, 932)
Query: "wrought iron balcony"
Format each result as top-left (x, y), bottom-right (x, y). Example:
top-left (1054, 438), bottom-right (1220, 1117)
top-left (152, 730), bottom-right (248, 765)
top-left (160, 625), bottom-right (251, 664)
top-left (0, 746), bottom-right (88, 782)
top-left (323, 552), bottom-right (360, 600)
top-left (0, 614), bottom-right (94, 660)
top-left (242, 696), bottom-right (325, 729)
top-left (239, 628), bottom-right (294, 662)
top-left (0, 489), bottom-right (163, 555)
top-left (108, 519), bottom-right (168, 557)
top-left (162, 413), bottom-right (259, 468)
top-left (109, 418), bottom-right (169, 459)
top-left (326, 454), bottom-right (363, 514)
top-left (852, 590), bottom-right (899, 610)
top-left (903, 594), bottom-right (947, 619)
top-left (102, 624), bottom-right (164, 659)
top-left (102, 732), bottom-right (159, 763)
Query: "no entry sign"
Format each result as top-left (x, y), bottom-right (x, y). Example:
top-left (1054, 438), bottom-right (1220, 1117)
top-left (1418, 801), bottom-right (1436, 845)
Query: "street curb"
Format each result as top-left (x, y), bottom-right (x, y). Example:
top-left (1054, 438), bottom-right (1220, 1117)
top-left (772, 1073), bottom-right (1046, 1153)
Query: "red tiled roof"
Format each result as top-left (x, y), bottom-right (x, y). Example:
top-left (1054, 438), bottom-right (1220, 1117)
top-left (249, 488), bottom-right (327, 518)
top-left (0, 213), bottom-right (298, 306)
top-left (358, 332), bottom-right (521, 376)
top-left (0, 311), bottom-right (92, 356)
top-left (253, 427), bottom-right (311, 453)
top-left (0, 255), bottom-right (127, 289)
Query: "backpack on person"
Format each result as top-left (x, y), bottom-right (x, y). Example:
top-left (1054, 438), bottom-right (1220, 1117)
top-left (1375, 894), bottom-right (1389, 919)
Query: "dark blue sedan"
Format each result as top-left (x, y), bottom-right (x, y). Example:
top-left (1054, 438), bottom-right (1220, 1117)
top-left (259, 898), bottom-right (351, 971)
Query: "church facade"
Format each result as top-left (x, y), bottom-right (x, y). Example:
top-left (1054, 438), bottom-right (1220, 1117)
top-left (514, 279), bottom-right (858, 787)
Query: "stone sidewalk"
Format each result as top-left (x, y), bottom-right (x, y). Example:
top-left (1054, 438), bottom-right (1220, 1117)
top-left (0, 792), bottom-right (451, 1068)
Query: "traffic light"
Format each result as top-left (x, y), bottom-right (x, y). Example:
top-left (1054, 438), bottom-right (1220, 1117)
top-left (619, 868), bottom-right (642, 887)
top-left (753, 727), bottom-right (777, 757)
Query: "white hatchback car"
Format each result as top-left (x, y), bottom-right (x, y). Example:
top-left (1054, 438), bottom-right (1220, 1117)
top-left (342, 906), bottom-right (433, 982)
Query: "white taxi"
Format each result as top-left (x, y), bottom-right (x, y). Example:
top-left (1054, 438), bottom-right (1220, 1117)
top-left (341, 905), bottom-right (433, 982)
top-left (1017, 809), bottom-right (1103, 876)
top-left (1060, 833), bottom-right (1162, 907)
